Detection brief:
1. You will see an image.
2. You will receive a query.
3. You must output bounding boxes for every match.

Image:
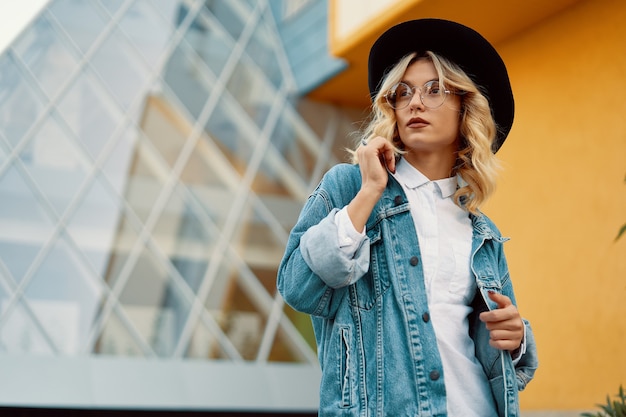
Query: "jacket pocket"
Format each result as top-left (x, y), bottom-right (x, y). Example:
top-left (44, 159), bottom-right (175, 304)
top-left (349, 224), bottom-right (390, 310)
top-left (338, 326), bottom-right (353, 408)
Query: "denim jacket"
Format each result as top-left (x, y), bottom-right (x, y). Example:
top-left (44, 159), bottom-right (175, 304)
top-left (278, 163), bottom-right (538, 417)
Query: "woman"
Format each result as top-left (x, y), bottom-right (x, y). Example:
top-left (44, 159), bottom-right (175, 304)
top-left (278, 19), bottom-right (538, 416)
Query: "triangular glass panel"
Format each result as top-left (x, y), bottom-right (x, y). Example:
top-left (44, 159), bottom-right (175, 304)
top-left (282, 305), bottom-right (317, 355)
top-left (261, 299), bottom-right (317, 363)
top-left (23, 233), bottom-right (104, 354)
top-left (150, 0), bottom-right (182, 27)
top-left (12, 11), bottom-right (81, 101)
top-left (243, 8), bottom-right (284, 89)
top-left (225, 58), bottom-right (277, 131)
top-left (95, 306), bottom-right (147, 356)
top-left (0, 52), bottom-right (46, 148)
top-left (185, 299), bottom-right (241, 361)
top-left (103, 129), bottom-right (170, 225)
top-left (0, 164), bottom-right (56, 284)
top-left (0, 142), bottom-right (6, 170)
top-left (161, 38), bottom-right (215, 123)
top-left (263, 109), bottom-right (320, 196)
top-left (18, 115), bottom-right (90, 217)
top-left (205, 94), bottom-right (258, 176)
top-left (110, 243), bottom-right (193, 357)
top-left (99, 211), bottom-right (142, 291)
top-left (65, 172), bottom-right (126, 280)
top-left (197, 262), bottom-right (268, 361)
top-left (98, 125), bottom-right (139, 199)
top-left (202, 1), bottom-right (249, 42)
top-left (0, 272), bottom-right (10, 305)
top-left (117, 0), bottom-right (175, 69)
top-left (137, 92), bottom-right (188, 171)
top-left (229, 195), bottom-right (288, 280)
top-left (181, 257), bottom-right (256, 360)
top-left (178, 5), bottom-right (235, 79)
top-left (0, 299), bottom-right (58, 355)
top-left (48, 0), bottom-right (108, 56)
top-left (152, 184), bottom-right (218, 293)
top-left (57, 68), bottom-right (124, 161)
top-left (96, 0), bottom-right (125, 19)
top-left (89, 27), bottom-right (151, 114)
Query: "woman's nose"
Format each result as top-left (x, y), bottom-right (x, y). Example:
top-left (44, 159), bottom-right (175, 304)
top-left (409, 92), bottom-right (425, 111)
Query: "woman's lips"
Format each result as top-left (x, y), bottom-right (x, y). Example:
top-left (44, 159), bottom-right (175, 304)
top-left (407, 117), bottom-right (429, 128)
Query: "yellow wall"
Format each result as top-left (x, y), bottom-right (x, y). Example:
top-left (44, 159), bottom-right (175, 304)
top-left (324, 0), bottom-right (626, 411)
top-left (484, 0), bottom-right (626, 409)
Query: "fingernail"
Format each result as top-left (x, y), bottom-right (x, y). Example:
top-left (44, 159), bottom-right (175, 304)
top-left (487, 290), bottom-right (495, 295)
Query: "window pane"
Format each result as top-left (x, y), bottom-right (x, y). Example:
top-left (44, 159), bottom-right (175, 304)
top-left (206, 95), bottom-right (257, 173)
top-left (0, 164), bottom-right (56, 283)
top-left (162, 40), bottom-right (214, 122)
top-left (118, 1), bottom-right (173, 68)
top-left (57, 69), bottom-right (123, 161)
top-left (226, 60), bottom-right (276, 130)
top-left (49, 0), bottom-right (108, 55)
top-left (0, 53), bottom-right (46, 148)
top-left (24, 234), bottom-right (104, 354)
top-left (13, 13), bottom-right (80, 100)
top-left (97, 0), bottom-right (125, 17)
top-left (90, 29), bottom-right (150, 112)
top-left (202, 1), bottom-right (247, 41)
top-left (18, 116), bottom-right (89, 217)
top-left (244, 16), bottom-right (282, 88)
top-left (109, 244), bottom-right (193, 357)
top-left (0, 301), bottom-right (56, 354)
top-left (181, 12), bottom-right (233, 79)
top-left (65, 174), bottom-right (125, 279)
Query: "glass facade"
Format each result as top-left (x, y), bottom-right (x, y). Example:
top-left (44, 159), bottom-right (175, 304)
top-left (0, 0), bottom-right (360, 375)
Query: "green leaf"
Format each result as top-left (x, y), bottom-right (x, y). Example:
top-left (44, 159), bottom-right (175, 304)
top-left (616, 224), bottom-right (626, 242)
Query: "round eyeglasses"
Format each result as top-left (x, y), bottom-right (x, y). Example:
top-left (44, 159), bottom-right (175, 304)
top-left (384, 80), bottom-right (452, 110)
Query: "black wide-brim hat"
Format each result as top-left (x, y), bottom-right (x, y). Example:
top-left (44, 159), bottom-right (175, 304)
top-left (368, 18), bottom-right (514, 152)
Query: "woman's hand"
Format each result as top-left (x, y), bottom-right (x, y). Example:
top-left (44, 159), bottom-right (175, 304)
top-left (347, 137), bottom-right (397, 232)
top-left (356, 136), bottom-right (397, 194)
top-left (479, 291), bottom-right (525, 352)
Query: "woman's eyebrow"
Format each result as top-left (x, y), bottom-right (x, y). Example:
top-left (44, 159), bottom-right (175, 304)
top-left (400, 78), bottom-right (438, 87)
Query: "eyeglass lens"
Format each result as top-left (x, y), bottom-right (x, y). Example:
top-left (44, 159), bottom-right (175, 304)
top-left (386, 81), bottom-right (447, 109)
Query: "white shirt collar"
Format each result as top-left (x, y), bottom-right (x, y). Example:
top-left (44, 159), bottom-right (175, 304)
top-left (394, 157), bottom-right (457, 199)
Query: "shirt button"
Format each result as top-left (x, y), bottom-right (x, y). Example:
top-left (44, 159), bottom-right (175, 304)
top-left (422, 312), bottom-right (430, 323)
top-left (394, 195), bottom-right (403, 205)
top-left (409, 256), bottom-right (419, 266)
top-left (429, 370), bottom-right (440, 381)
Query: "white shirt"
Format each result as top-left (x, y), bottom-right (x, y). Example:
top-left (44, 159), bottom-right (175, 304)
top-left (335, 157), bottom-right (497, 416)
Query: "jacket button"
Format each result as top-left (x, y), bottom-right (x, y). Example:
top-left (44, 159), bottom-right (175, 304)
top-left (422, 312), bottom-right (430, 323)
top-left (429, 370), bottom-right (440, 381)
top-left (394, 195), bottom-right (403, 205)
top-left (409, 256), bottom-right (419, 266)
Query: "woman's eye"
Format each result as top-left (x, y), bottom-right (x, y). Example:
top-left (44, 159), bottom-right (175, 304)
top-left (426, 82), bottom-right (442, 95)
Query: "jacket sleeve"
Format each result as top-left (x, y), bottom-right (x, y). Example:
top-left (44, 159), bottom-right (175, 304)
top-left (277, 187), bottom-right (347, 319)
top-left (493, 224), bottom-right (539, 391)
top-left (300, 208), bottom-right (369, 289)
top-left (480, 214), bottom-right (539, 390)
top-left (277, 166), bottom-right (366, 319)
top-left (514, 319), bottom-right (538, 390)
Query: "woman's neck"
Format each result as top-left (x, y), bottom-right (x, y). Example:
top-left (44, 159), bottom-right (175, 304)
top-left (403, 150), bottom-right (457, 180)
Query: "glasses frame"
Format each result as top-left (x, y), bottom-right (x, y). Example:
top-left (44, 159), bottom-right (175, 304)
top-left (384, 80), bottom-right (452, 110)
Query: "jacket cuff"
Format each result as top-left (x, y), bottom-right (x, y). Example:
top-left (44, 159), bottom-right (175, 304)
top-left (511, 321), bottom-right (528, 365)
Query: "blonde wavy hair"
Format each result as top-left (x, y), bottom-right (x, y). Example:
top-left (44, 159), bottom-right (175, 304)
top-left (350, 51), bottom-right (501, 214)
